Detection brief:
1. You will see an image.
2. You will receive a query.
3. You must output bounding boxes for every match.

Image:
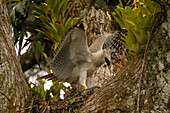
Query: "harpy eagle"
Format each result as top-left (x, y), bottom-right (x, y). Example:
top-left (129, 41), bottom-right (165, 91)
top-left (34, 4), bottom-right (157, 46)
top-left (44, 24), bottom-right (124, 89)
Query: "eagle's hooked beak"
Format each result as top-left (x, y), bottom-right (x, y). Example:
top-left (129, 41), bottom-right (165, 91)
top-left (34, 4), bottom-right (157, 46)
top-left (105, 57), bottom-right (110, 66)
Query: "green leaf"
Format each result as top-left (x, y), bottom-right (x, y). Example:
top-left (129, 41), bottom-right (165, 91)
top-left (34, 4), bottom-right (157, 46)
top-left (118, 0), bottom-right (123, 7)
top-left (125, 6), bottom-right (131, 15)
top-left (34, 47), bottom-right (39, 62)
top-left (137, 10), bottom-right (143, 24)
top-left (34, 41), bottom-right (45, 54)
top-left (65, 17), bottom-right (72, 27)
top-left (41, 3), bottom-right (50, 16)
top-left (46, 0), bottom-right (58, 9)
top-left (30, 5), bottom-right (46, 16)
top-left (50, 9), bottom-right (58, 22)
top-left (49, 23), bottom-right (59, 35)
top-left (72, 18), bottom-right (79, 25)
top-left (34, 41), bottom-right (49, 62)
top-left (60, 0), bottom-right (70, 15)
top-left (30, 88), bottom-right (39, 95)
top-left (35, 29), bottom-right (56, 43)
top-left (39, 15), bottom-right (49, 23)
top-left (70, 99), bottom-right (75, 105)
top-left (124, 18), bottom-right (137, 28)
top-left (113, 10), bottom-right (125, 28)
top-left (54, 0), bottom-right (66, 20)
top-left (117, 6), bottom-right (126, 15)
top-left (38, 85), bottom-right (46, 99)
top-left (54, 23), bottom-right (65, 40)
top-left (52, 93), bottom-right (60, 101)
top-left (45, 90), bottom-right (51, 99)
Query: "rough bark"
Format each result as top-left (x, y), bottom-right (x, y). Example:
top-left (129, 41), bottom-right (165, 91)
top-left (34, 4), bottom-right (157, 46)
top-left (79, 7), bottom-right (170, 112)
top-left (80, 35), bottom-right (170, 113)
top-left (72, 0), bottom-right (113, 45)
top-left (0, 1), bottom-right (29, 112)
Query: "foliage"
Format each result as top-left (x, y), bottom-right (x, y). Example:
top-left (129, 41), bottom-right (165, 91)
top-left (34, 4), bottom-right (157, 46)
top-left (29, 75), bottom-right (50, 99)
top-left (113, 0), bottom-right (161, 55)
top-left (27, 0), bottom-right (79, 99)
top-left (8, 0), bottom-right (79, 59)
top-left (49, 81), bottom-right (67, 102)
top-left (27, 75), bottom-right (67, 101)
top-left (8, 0), bottom-right (29, 57)
top-left (28, 0), bottom-right (79, 52)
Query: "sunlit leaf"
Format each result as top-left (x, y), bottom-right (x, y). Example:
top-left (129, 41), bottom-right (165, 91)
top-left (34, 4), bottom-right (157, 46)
top-left (113, 0), bottom-right (162, 55)
top-left (46, 0), bottom-right (58, 9)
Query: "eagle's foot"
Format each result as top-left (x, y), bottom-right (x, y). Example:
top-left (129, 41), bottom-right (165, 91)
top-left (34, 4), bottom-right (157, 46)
top-left (83, 85), bottom-right (88, 89)
top-left (80, 86), bottom-right (101, 95)
top-left (65, 86), bottom-right (100, 101)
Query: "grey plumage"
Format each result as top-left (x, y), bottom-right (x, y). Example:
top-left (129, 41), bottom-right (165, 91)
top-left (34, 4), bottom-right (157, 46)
top-left (48, 24), bottom-right (125, 88)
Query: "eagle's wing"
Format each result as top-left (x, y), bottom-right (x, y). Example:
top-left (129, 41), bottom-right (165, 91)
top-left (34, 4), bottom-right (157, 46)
top-left (102, 31), bottom-right (125, 51)
top-left (49, 25), bottom-right (89, 80)
top-left (90, 31), bottom-right (125, 54)
top-left (102, 31), bottom-right (126, 59)
top-left (89, 35), bottom-right (106, 53)
top-left (89, 30), bottom-right (126, 62)
top-left (89, 31), bottom-right (120, 52)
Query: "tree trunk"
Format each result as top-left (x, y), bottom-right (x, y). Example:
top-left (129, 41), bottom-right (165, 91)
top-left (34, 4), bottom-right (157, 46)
top-left (79, 8), bottom-right (170, 112)
top-left (80, 36), bottom-right (170, 113)
top-left (0, 1), bottom-right (29, 112)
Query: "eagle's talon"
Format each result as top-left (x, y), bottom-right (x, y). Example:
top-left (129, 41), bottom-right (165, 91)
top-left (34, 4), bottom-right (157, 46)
top-left (83, 85), bottom-right (88, 89)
